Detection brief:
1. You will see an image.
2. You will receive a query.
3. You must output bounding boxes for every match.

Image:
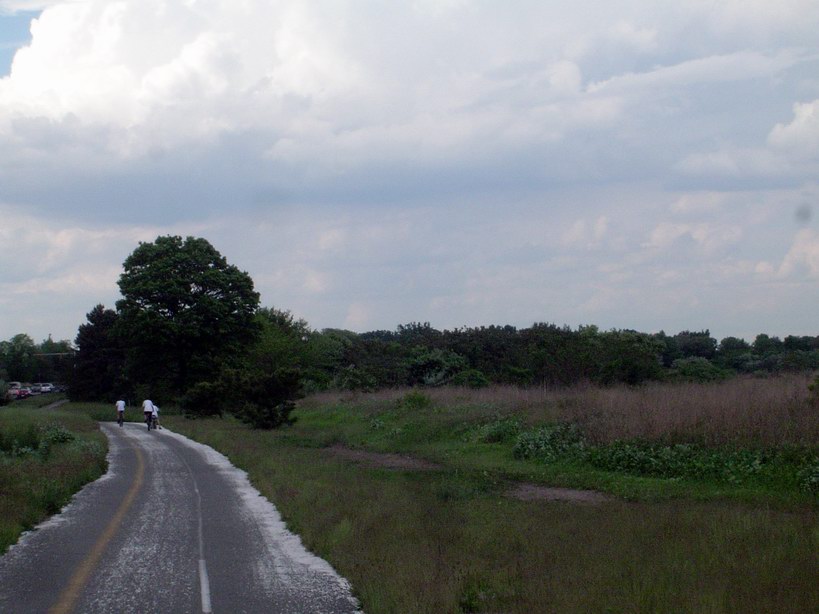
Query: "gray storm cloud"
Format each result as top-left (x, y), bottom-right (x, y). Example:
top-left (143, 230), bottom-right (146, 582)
top-left (0, 0), bottom-right (818, 341)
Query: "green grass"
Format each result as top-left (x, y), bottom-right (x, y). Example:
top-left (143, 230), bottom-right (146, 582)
top-left (15, 389), bottom-right (813, 611)
top-left (9, 393), bottom-right (67, 409)
top-left (0, 405), bottom-right (107, 553)
top-left (258, 391), bottom-right (817, 506)
top-left (159, 389), bottom-right (819, 613)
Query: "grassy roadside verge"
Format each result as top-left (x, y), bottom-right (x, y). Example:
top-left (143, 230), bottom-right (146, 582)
top-left (160, 387), bottom-right (818, 613)
top-left (0, 401), bottom-right (108, 554)
top-left (27, 385), bottom-right (816, 612)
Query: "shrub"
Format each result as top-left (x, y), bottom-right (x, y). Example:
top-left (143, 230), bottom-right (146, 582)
top-left (809, 373), bottom-right (819, 406)
top-left (513, 423), bottom-right (586, 461)
top-left (407, 347), bottom-right (468, 387)
top-left (39, 423), bottom-right (74, 444)
top-left (511, 419), bottom-right (817, 490)
top-left (476, 417), bottom-right (521, 443)
top-left (669, 357), bottom-right (732, 382)
top-left (0, 422), bottom-right (39, 454)
top-left (400, 390), bottom-right (432, 410)
top-left (36, 423), bottom-right (75, 459)
top-left (182, 366), bottom-right (302, 429)
top-left (231, 368), bottom-right (302, 429)
top-left (181, 381), bottom-right (226, 418)
top-left (0, 420), bottom-right (77, 460)
top-left (333, 366), bottom-right (377, 392)
top-left (585, 442), bottom-right (726, 479)
top-left (450, 369), bottom-right (490, 389)
top-left (584, 442), bottom-right (806, 486)
top-left (797, 459), bottom-right (819, 493)
top-left (235, 399), bottom-right (296, 430)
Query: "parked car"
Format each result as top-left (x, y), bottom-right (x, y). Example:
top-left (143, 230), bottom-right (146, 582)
top-left (40, 383), bottom-right (55, 393)
top-left (30, 383), bottom-right (43, 394)
top-left (6, 382), bottom-right (22, 401)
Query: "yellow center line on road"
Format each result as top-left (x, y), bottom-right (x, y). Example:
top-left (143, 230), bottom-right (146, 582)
top-left (49, 428), bottom-right (146, 614)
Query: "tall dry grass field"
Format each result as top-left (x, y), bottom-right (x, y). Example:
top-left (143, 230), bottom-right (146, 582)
top-left (311, 373), bottom-right (817, 447)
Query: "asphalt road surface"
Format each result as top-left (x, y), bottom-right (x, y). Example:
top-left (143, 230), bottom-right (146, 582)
top-left (0, 422), bottom-right (361, 614)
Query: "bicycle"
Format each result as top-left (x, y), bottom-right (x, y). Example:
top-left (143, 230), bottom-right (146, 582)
top-left (117, 412), bottom-right (124, 427)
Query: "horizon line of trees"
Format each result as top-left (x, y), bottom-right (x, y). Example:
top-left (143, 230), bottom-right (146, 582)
top-left (3, 235), bottom-right (817, 421)
top-left (4, 326), bottom-right (817, 388)
top-left (278, 322), bottom-right (819, 392)
top-left (4, 323), bottom-right (817, 400)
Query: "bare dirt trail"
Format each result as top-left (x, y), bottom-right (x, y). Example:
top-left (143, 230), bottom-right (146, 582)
top-left (324, 444), bottom-right (614, 504)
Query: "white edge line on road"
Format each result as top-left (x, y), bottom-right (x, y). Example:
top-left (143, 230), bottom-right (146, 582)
top-left (162, 427), bottom-right (363, 613)
top-left (168, 444), bottom-right (213, 613)
top-left (199, 559), bottom-right (212, 613)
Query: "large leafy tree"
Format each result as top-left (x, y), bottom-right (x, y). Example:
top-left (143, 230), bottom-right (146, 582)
top-left (674, 330), bottom-right (717, 360)
top-left (116, 236), bottom-right (260, 397)
top-left (70, 305), bottom-right (125, 401)
top-left (249, 307), bottom-right (311, 373)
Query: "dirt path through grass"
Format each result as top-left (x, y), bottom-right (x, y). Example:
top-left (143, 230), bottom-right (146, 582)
top-left (325, 444), bottom-right (443, 470)
top-left (325, 444), bottom-right (615, 504)
top-left (43, 399), bottom-right (69, 410)
top-left (506, 482), bottom-right (614, 504)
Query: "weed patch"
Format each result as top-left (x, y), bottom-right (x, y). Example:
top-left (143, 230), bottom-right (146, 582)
top-left (513, 422), bottom-right (586, 461)
top-left (798, 460), bottom-right (819, 493)
top-left (399, 390), bottom-right (432, 411)
top-left (0, 407), bottom-right (107, 553)
top-left (512, 422), bottom-right (817, 494)
top-left (474, 416), bottom-right (521, 444)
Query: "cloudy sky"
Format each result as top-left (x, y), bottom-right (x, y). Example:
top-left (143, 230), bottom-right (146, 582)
top-left (1, 0), bottom-right (817, 344)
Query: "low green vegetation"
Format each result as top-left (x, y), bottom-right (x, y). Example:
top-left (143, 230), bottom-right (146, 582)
top-left (3, 377), bottom-right (815, 611)
top-left (0, 406), bottom-right (107, 554)
top-left (162, 377), bottom-right (818, 613)
top-left (513, 424), bottom-right (818, 495)
top-left (12, 393), bottom-right (67, 409)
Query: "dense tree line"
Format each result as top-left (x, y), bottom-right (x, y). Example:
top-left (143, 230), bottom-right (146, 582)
top-left (293, 324), bottom-right (819, 391)
top-left (5, 234), bottom-right (817, 423)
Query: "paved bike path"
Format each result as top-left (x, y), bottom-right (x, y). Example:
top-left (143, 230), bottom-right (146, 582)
top-left (0, 423), bottom-right (360, 614)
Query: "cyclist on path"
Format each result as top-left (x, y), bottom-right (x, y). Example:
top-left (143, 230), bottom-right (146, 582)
top-left (142, 399), bottom-right (154, 429)
top-left (115, 399), bottom-right (126, 426)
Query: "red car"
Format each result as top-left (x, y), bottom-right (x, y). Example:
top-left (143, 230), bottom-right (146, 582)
top-left (6, 383), bottom-right (31, 400)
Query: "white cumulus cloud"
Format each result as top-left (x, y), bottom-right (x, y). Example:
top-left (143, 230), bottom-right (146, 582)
top-left (1, 1), bottom-right (819, 342)
top-left (777, 229), bottom-right (819, 278)
top-left (768, 99), bottom-right (819, 158)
